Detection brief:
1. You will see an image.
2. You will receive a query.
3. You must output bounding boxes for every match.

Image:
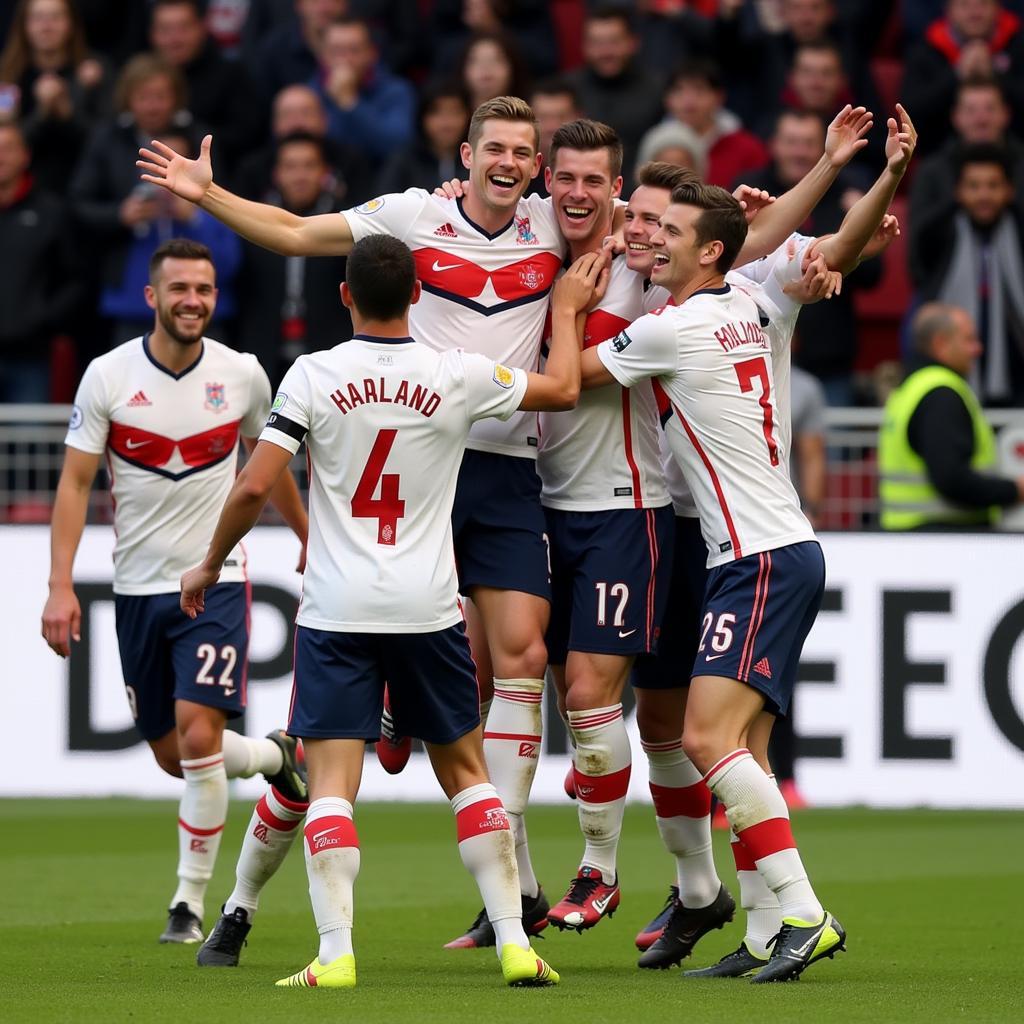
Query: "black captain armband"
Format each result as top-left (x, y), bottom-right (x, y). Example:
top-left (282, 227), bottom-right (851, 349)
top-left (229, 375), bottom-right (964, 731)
top-left (264, 412), bottom-right (307, 443)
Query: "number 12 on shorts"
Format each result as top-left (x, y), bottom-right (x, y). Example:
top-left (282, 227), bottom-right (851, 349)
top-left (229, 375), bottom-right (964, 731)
top-left (352, 428), bottom-right (406, 545)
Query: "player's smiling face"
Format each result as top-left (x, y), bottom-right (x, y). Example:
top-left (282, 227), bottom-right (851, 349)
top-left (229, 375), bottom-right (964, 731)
top-left (624, 185), bottom-right (671, 276)
top-left (145, 256), bottom-right (217, 347)
top-left (462, 119), bottom-right (541, 214)
top-left (546, 147), bottom-right (622, 247)
top-left (649, 203), bottom-right (703, 290)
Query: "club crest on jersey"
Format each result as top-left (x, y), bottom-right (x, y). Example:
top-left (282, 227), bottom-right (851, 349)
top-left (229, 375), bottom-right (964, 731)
top-left (355, 197), bottom-right (385, 214)
top-left (519, 262), bottom-right (544, 290)
top-left (204, 382), bottom-right (228, 412)
top-left (515, 214), bottom-right (537, 245)
top-left (492, 363), bottom-right (515, 389)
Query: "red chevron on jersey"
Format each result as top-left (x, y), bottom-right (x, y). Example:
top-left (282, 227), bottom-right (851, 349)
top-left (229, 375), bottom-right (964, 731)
top-left (582, 309), bottom-right (631, 350)
top-left (108, 418), bottom-right (241, 478)
top-left (413, 248), bottom-right (562, 314)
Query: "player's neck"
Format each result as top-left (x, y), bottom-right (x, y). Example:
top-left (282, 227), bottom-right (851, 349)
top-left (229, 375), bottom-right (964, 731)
top-left (462, 191), bottom-right (518, 235)
top-left (671, 270), bottom-right (726, 305)
top-left (351, 315), bottom-right (412, 339)
top-left (569, 215), bottom-right (614, 261)
top-left (148, 327), bottom-right (203, 374)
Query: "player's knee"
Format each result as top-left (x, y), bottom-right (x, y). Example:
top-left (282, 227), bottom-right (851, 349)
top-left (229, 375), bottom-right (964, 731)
top-left (499, 635), bottom-right (548, 680)
top-left (177, 716), bottom-right (223, 760)
top-left (681, 723), bottom-right (713, 774)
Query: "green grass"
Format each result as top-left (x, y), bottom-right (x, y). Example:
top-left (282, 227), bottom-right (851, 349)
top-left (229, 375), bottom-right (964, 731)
top-left (1, 800), bottom-right (1021, 1023)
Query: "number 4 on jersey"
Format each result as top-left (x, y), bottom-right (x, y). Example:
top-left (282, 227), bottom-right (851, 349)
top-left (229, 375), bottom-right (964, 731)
top-left (352, 428), bottom-right (406, 545)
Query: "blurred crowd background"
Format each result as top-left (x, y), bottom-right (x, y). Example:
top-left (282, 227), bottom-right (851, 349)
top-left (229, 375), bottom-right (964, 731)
top-left (2, 0), bottom-right (1024, 418)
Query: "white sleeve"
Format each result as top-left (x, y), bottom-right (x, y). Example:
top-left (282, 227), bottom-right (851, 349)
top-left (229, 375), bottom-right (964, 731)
top-left (459, 352), bottom-right (529, 422)
top-left (733, 233), bottom-right (815, 317)
top-left (341, 189), bottom-right (431, 244)
top-left (65, 361), bottom-right (109, 454)
top-left (596, 311), bottom-right (678, 388)
top-left (260, 360), bottom-right (311, 455)
top-left (241, 356), bottom-right (273, 438)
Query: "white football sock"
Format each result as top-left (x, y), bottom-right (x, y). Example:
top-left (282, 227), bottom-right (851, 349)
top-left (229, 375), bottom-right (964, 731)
top-left (172, 752), bottom-right (228, 918)
top-left (730, 831), bottom-right (780, 958)
top-left (220, 729), bottom-right (283, 778)
top-left (303, 797), bottom-right (358, 963)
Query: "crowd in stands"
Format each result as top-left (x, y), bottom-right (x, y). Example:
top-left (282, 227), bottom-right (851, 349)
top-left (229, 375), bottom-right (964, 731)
top-left (3, 0), bottom-right (1024, 410)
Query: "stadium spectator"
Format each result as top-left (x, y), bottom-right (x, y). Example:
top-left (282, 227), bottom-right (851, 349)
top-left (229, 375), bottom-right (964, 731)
top-left (659, 58), bottom-right (768, 187)
top-left (75, 0), bottom-right (147, 67)
top-left (0, 0), bottom-right (111, 194)
top-left (527, 78), bottom-right (582, 198)
top-left (430, 0), bottom-right (558, 81)
top-left (910, 77), bottom-right (1024, 231)
top-left (453, 31), bottom-right (531, 112)
top-left (235, 132), bottom-right (353, 385)
top-left (69, 54), bottom-right (204, 344)
top-left (311, 16), bottom-right (415, 162)
top-left (232, 82), bottom-right (373, 204)
top-left (902, 0), bottom-right (1024, 154)
top-left (377, 83), bottom-right (470, 194)
top-left (567, 5), bottom-right (665, 177)
top-left (910, 143), bottom-right (1024, 406)
top-left (250, 0), bottom-right (347, 104)
top-left (99, 133), bottom-right (241, 347)
top-left (148, 0), bottom-right (264, 170)
top-left (879, 302), bottom-right (1024, 529)
top-left (0, 121), bottom-right (82, 402)
top-left (634, 0), bottom-right (715, 74)
top-left (634, 120), bottom-right (706, 181)
top-left (739, 109), bottom-right (881, 405)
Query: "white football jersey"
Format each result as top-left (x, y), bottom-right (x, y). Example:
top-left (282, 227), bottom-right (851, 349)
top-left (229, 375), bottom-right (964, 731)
top-left (598, 282), bottom-right (814, 567)
top-left (538, 257), bottom-right (669, 511)
top-left (261, 336), bottom-right (527, 633)
top-left (343, 190), bottom-right (564, 459)
top-left (65, 335), bottom-right (271, 594)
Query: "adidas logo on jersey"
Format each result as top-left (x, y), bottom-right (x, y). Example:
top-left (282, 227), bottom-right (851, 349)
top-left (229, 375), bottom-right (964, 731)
top-left (127, 390), bottom-right (152, 407)
top-left (433, 222), bottom-right (458, 238)
top-left (753, 657), bottom-right (772, 679)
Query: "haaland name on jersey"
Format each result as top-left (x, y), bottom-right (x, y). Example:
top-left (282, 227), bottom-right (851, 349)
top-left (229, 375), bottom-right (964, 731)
top-left (324, 377), bottom-right (443, 417)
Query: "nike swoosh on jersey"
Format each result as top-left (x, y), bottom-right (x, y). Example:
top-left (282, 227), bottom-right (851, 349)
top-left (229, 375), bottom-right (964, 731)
top-left (431, 259), bottom-right (463, 272)
top-left (124, 438), bottom-right (150, 449)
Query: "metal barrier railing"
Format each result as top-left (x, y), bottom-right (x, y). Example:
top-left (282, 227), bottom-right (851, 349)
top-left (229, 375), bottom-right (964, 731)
top-left (2, 404), bottom-right (1022, 528)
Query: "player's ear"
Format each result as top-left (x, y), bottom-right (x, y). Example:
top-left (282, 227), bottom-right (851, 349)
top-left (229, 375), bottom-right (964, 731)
top-left (530, 150), bottom-right (542, 179)
top-left (460, 140), bottom-right (473, 171)
top-left (611, 175), bottom-right (623, 199)
top-left (340, 282), bottom-right (353, 310)
top-left (410, 280), bottom-right (422, 306)
top-left (143, 284), bottom-right (157, 311)
top-left (544, 163), bottom-right (552, 190)
top-left (701, 240), bottom-right (724, 267)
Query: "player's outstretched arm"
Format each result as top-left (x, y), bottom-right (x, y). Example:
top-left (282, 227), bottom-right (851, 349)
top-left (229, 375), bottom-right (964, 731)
top-left (42, 448), bottom-right (101, 658)
top-left (137, 135), bottom-right (354, 257)
top-left (519, 252), bottom-right (608, 410)
top-left (811, 104), bottom-right (917, 274)
top-left (738, 104), bottom-right (873, 265)
top-left (181, 440), bottom-right (294, 618)
top-left (242, 437), bottom-right (308, 571)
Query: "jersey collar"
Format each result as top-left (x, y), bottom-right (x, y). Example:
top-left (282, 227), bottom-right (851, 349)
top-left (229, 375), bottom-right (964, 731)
top-left (142, 332), bottom-right (205, 379)
top-left (353, 333), bottom-right (415, 345)
top-left (455, 195), bottom-right (516, 241)
top-left (689, 283), bottom-right (731, 298)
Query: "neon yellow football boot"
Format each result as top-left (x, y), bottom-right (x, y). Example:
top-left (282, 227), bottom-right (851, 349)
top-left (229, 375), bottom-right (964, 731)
top-left (500, 943), bottom-right (560, 987)
top-left (274, 953), bottom-right (357, 988)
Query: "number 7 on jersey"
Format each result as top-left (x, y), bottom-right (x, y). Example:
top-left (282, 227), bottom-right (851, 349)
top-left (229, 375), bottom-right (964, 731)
top-left (352, 428), bottom-right (406, 545)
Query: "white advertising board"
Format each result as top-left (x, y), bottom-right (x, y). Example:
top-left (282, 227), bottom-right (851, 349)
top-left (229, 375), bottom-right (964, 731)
top-left (4, 526), bottom-right (1023, 807)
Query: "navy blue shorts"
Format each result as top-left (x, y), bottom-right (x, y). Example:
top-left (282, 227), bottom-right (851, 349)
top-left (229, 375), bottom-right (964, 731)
top-left (288, 622), bottom-right (481, 744)
top-left (114, 583), bottom-right (249, 742)
top-left (451, 449), bottom-right (551, 601)
top-left (545, 504), bottom-right (675, 663)
top-left (632, 515), bottom-right (707, 690)
top-left (692, 541), bottom-right (825, 716)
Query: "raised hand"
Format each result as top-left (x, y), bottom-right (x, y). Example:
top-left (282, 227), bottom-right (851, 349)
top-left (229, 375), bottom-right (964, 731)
top-left (825, 104), bottom-right (873, 168)
top-left (137, 134), bottom-right (214, 205)
top-left (733, 184), bottom-right (775, 224)
top-left (553, 250), bottom-right (609, 314)
top-left (787, 250), bottom-right (842, 303)
top-left (884, 104), bottom-right (917, 177)
top-left (860, 212), bottom-right (901, 261)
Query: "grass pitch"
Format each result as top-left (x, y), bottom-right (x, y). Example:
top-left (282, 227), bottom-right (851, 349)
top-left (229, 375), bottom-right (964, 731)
top-left (1, 799), bottom-right (1020, 1023)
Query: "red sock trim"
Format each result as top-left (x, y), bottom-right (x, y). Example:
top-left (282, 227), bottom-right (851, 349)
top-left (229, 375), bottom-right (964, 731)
top-left (270, 785), bottom-right (309, 813)
top-left (482, 731), bottom-right (542, 742)
top-left (573, 763), bottom-right (631, 803)
top-left (703, 748), bottom-right (750, 785)
top-left (304, 815), bottom-right (358, 855)
top-left (736, 817), bottom-right (796, 860)
top-left (257, 794), bottom-right (303, 832)
top-left (178, 818), bottom-right (225, 837)
top-left (730, 836), bottom-right (757, 872)
top-left (650, 780), bottom-right (711, 819)
top-left (455, 797), bottom-right (509, 842)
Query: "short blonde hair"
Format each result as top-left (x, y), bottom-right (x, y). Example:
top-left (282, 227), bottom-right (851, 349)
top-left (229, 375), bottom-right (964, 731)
top-left (467, 95), bottom-right (539, 152)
